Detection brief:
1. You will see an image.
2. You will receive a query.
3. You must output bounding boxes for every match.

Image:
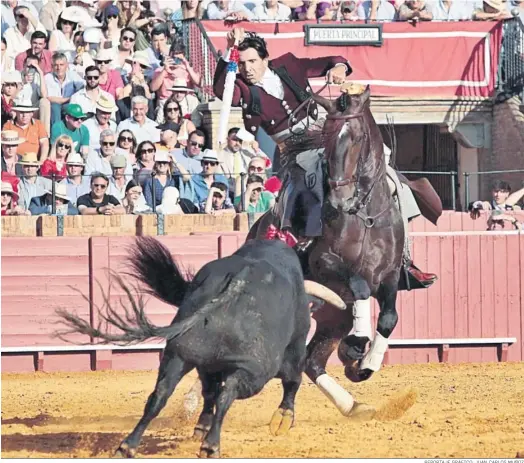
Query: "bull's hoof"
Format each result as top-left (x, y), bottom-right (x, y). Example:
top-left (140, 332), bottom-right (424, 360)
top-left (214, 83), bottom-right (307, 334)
top-left (115, 442), bottom-right (136, 458)
top-left (347, 402), bottom-right (376, 421)
top-left (344, 361), bottom-right (374, 383)
top-left (199, 444), bottom-right (220, 459)
top-left (269, 408), bottom-right (294, 436)
top-left (192, 425), bottom-right (209, 442)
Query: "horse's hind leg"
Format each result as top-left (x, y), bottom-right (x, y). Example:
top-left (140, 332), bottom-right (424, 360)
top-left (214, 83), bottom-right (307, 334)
top-left (116, 349), bottom-right (193, 458)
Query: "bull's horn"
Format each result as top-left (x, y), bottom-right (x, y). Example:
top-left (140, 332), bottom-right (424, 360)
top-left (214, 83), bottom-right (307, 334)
top-left (304, 281), bottom-right (346, 310)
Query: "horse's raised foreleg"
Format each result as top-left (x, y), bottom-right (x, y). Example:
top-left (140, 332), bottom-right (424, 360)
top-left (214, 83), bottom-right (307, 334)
top-left (345, 275), bottom-right (399, 382)
top-left (306, 309), bottom-right (375, 419)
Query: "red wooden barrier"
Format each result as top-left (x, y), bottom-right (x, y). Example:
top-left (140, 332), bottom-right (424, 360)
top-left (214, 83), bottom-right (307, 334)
top-left (1, 230), bottom-right (522, 373)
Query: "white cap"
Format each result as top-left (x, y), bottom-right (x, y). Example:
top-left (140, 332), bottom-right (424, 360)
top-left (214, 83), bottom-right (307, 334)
top-left (236, 127), bottom-right (255, 143)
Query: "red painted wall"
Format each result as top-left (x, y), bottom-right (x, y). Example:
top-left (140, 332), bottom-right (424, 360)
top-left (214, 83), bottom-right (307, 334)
top-left (1, 221), bottom-right (522, 373)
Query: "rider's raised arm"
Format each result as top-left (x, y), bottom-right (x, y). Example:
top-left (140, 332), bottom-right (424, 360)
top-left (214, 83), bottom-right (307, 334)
top-left (299, 55), bottom-right (353, 79)
top-left (213, 58), bottom-right (243, 106)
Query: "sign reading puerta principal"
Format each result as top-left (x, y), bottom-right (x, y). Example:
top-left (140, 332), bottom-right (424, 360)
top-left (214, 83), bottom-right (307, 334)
top-left (304, 24), bottom-right (382, 47)
top-left (202, 20), bottom-right (503, 98)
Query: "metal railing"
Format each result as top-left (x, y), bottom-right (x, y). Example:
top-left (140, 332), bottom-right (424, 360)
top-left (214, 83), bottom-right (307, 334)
top-left (496, 16), bottom-right (524, 103)
top-left (179, 19), bottom-right (219, 102)
top-left (464, 169), bottom-right (524, 207)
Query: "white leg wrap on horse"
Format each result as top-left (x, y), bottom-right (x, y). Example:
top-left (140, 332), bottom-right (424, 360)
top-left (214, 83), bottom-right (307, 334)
top-left (352, 298), bottom-right (372, 339)
top-left (360, 332), bottom-right (389, 372)
top-left (315, 373), bottom-right (355, 416)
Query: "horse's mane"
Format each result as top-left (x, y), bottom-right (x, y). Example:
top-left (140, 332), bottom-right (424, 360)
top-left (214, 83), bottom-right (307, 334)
top-left (279, 118), bottom-right (346, 169)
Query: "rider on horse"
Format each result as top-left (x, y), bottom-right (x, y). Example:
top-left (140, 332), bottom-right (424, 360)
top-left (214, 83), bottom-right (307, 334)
top-left (213, 28), bottom-right (439, 287)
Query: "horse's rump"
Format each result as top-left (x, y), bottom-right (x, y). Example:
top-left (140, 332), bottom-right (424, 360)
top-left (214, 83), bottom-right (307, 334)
top-left (396, 174), bottom-right (443, 226)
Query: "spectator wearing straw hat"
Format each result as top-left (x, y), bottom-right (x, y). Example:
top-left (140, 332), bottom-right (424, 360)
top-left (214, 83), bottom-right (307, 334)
top-left (190, 149), bottom-right (229, 206)
top-left (119, 50), bottom-right (153, 120)
top-left (59, 151), bottom-right (90, 206)
top-left (49, 6), bottom-right (85, 62)
top-left (1, 130), bottom-right (24, 176)
top-left (169, 78), bottom-right (202, 127)
top-left (143, 151), bottom-right (177, 208)
top-left (107, 155), bottom-right (131, 202)
top-left (70, 65), bottom-right (114, 116)
top-left (1, 71), bottom-right (23, 127)
top-left (17, 152), bottom-right (52, 210)
top-left (81, 94), bottom-right (118, 150)
top-left (94, 48), bottom-right (124, 101)
top-left (51, 103), bottom-right (90, 156)
top-left (3, 98), bottom-right (49, 161)
top-left (29, 182), bottom-right (79, 216)
top-left (473, 0), bottom-right (512, 19)
top-left (1, 181), bottom-right (29, 216)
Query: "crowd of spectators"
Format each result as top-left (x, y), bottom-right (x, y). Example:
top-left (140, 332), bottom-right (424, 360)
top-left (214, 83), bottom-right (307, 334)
top-left (0, 0), bottom-right (522, 221)
top-left (160, 0), bottom-right (523, 23)
top-left (1, 0), bottom-right (287, 218)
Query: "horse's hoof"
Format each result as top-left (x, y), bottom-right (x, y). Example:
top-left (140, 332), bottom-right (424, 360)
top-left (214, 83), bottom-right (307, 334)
top-left (338, 335), bottom-right (369, 362)
top-left (199, 445), bottom-right (220, 459)
top-left (344, 363), bottom-right (374, 383)
top-left (347, 402), bottom-right (376, 421)
top-left (192, 426), bottom-right (209, 442)
top-left (115, 443), bottom-right (136, 458)
top-left (269, 408), bottom-right (294, 436)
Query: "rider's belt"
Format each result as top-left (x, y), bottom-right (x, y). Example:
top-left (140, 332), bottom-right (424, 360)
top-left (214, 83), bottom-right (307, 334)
top-left (272, 116), bottom-right (317, 146)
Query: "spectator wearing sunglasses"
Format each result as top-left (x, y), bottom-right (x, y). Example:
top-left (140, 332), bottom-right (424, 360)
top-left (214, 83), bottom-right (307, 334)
top-left (201, 181), bottom-right (235, 216)
top-left (86, 129), bottom-right (132, 177)
top-left (120, 51), bottom-right (153, 117)
top-left (234, 174), bottom-right (275, 213)
top-left (49, 9), bottom-right (78, 62)
top-left (94, 48), bottom-right (124, 101)
top-left (189, 150), bottom-right (229, 206)
top-left (171, 129), bottom-right (205, 176)
top-left (50, 103), bottom-right (90, 157)
top-left (143, 151), bottom-right (177, 208)
top-left (40, 134), bottom-right (74, 181)
top-left (117, 95), bottom-right (160, 145)
top-left (70, 65), bottom-right (114, 116)
top-left (117, 129), bottom-right (137, 162)
top-left (81, 94), bottom-right (118, 151)
top-left (77, 172), bottom-right (125, 215)
top-left (1, 2), bottom-right (39, 35)
top-left (235, 156), bottom-right (269, 197)
top-left (102, 4), bottom-right (123, 53)
top-left (135, 140), bottom-right (157, 186)
top-left (114, 27), bottom-right (137, 81)
top-left (162, 97), bottom-right (196, 147)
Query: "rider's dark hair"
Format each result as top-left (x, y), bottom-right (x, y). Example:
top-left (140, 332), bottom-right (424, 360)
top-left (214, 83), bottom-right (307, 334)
top-left (238, 33), bottom-right (269, 60)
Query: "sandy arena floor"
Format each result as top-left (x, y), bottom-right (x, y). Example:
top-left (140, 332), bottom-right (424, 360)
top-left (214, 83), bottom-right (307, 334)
top-left (2, 362), bottom-right (524, 458)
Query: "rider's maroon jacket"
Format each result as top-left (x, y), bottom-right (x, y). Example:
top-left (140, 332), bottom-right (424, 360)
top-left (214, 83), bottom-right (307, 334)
top-left (213, 52), bottom-right (351, 138)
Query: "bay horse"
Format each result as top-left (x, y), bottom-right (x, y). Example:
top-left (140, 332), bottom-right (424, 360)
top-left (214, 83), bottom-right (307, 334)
top-left (247, 84), bottom-right (404, 418)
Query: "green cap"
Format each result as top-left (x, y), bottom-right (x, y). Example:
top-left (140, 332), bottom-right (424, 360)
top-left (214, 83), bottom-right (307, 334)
top-left (65, 103), bottom-right (87, 119)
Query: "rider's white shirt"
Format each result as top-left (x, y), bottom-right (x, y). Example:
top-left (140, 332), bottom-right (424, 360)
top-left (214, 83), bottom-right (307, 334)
top-left (254, 68), bottom-right (285, 100)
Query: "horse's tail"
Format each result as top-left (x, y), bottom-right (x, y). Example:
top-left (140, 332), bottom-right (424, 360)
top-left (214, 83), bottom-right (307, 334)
top-left (127, 236), bottom-right (190, 307)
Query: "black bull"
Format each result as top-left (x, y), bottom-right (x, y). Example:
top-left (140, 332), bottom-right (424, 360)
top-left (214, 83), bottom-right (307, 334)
top-left (55, 237), bottom-right (346, 458)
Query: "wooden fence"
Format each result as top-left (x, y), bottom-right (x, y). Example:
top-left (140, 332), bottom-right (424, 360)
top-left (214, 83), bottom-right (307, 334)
top-left (1, 228), bottom-right (522, 373)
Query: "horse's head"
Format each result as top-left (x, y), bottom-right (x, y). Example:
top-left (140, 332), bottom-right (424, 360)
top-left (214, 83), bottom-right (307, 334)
top-left (313, 83), bottom-right (380, 213)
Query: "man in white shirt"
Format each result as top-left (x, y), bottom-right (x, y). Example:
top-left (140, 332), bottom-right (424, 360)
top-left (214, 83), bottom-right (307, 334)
top-left (70, 65), bottom-right (113, 117)
top-left (44, 52), bottom-right (85, 124)
top-left (1, 0), bottom-right (40, 35)
top-left (82, 94), bottom-right (118, 151)
top-left (252, 0), bottom-right (292, 20)
top-left (4, 5), bottom-right (47, 60)
top-left (206, 0), bottom-right (254, 20)
top-left (85, 129), bottom-right (133, 177)
top-left (116, 95), bottom-right (160, 144)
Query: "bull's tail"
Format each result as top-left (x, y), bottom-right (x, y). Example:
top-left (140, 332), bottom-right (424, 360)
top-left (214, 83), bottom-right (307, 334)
top-left (55, 265), bottom-right (250, 346)
top-left (127, 237), bottom-right (190, 307)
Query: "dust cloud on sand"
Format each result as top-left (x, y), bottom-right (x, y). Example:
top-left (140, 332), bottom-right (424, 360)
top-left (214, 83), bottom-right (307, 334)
top-left (2, 363), bottom-right (524, 458)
